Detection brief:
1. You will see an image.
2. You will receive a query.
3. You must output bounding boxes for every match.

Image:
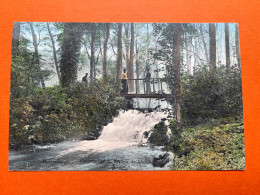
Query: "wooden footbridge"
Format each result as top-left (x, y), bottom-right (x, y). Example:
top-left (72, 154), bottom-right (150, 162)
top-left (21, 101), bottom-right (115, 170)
top-left (120, 78), bottom-right (172, 99)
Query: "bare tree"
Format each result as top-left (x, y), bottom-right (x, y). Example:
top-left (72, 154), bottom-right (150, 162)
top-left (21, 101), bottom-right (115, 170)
top-left (135, 38), bottom-right (140, 93)
top-left (172, 23), bottom-right (182, 126)
top-left (116, 23), bottom-right (123, 86)
top-left (103, 23), bottom-right (110, 81)
top-left (124, 24), bottom-right (130, 78)
top-left (209, 23), bottom-right (216, 71)
top-left (46, 22), bottom-right (61, 83)
top-left (235, 23), bottom-right (241, 68)
top-left (128, 23), bottom-right (135, 92)
top-left (90, 24), bottom-right (96, 82)
top-left (184, 33), bottom-right (191, 74)
top-left (199, 24), bottom-right (209, 65)
top-left (225, 23), bottom-right (230, 71)
top-left (28, 22), bottom-right (45, 88)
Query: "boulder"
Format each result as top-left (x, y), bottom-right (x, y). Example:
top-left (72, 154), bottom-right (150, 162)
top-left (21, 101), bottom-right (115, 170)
top-left (82, 132), bottom-right (98, 140)
top-left (152, 152), bottom-right (170, 168)
top-left (159, 152), bottom-right (170, 159)
top-left (143, 131), bottom-right (149, 138)
top-left (161, 118), bottom-right (167, 122)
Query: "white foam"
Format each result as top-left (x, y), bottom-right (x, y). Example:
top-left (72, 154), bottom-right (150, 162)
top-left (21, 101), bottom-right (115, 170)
top-left (58, 110), bottom-right (167, 156)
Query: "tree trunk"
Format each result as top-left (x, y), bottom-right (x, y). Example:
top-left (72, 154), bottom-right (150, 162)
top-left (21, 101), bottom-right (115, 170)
top-left (235, 23), bottom-right (241, 68)
top-left (194, 37), bottom-right (198, 69)
top-left (90, 24), bottom-right (96, 83)
top-left (172, 23), bottom-right (182, 126)
top-left (29, 22), bottom-right (45, 88)
top-left (47, 22), bottom-right (61, 83)
top-left (200, 24), bottom-right (209, 66)
top-left (146, 23), bottom-right (150, 61)
top-left (116, 23), bottom-right (123, 87)
top-left (103, 23), bottom-right (110, 81)
top-left (225, 23), bottom-right (230, 71)
top-left (209, 23), bottom-right (216, 71)
top-left (60, 23), bottom-right (82, 87)
top-left (185, 33), bottom-right (191, 74)
top-left (135, 38), bottom-right (139, 93)
top-left (125, 24), bottom-right (130, 78)
top-left (129, 23), bottom-right (135, 92)
top-left (12, 22), bottom-right (20, 55)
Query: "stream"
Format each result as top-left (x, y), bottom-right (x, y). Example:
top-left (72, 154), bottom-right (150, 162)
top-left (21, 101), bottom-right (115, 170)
top-left (9, 109), bottom-right (173, 171)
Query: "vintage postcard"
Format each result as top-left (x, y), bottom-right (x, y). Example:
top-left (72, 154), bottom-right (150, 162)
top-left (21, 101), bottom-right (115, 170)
top-left (9, 22), bottom-right (245, 171)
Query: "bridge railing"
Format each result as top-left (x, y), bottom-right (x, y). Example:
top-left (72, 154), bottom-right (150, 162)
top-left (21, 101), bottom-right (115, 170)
top-left (120, 78), bottom-right (172, 94)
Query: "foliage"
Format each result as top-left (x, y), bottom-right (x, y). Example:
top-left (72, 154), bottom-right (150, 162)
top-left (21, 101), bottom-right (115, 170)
top-left (11, 37), bottom-right (50, 98)
top-left (60, 23), bottom-right (84, 87)
top-left (169, 117), bottom-right (245, 170)
top-left (9, 22), bottom-right (124, 149)
top-left (64, 79), bottom-right (123, 136)
top-left (181, 66), bottom-right (243, 125)
top-left (152, 23), bottom-right (197, 69)
top-left (168, 119), bottom-right (183, 153)
top-left (148, 121), bottom-right (168, 146)
top-left (9, 79), bottom-right (123, 149)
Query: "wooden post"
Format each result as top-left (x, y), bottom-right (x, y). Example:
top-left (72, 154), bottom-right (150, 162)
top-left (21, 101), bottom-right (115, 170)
top-left (160, 79), bottom-right (163, 93)
top-left (157, 79), bottom-right (160, 93)
top-left (143, 80), bottom-right (145, 94)
top-left (153, 79), bottom-right (155, 93)
top-left (135, 79), bottom-right (138, 94)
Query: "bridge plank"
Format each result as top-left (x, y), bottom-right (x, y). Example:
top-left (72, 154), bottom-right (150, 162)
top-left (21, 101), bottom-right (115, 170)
top-left (120, 94), bottom-right (172, 98)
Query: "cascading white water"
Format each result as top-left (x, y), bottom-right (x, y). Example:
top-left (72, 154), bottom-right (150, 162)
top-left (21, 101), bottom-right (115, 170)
top-left (99, 110), bottom-right (166, 143)
top-left (57, 110), bottom-right (167, 155)
top-left (9, 109), bottom-right (172, 171)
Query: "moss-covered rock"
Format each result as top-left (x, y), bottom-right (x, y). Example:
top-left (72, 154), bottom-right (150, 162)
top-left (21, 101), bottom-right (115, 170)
top-left (148, 121), bottom-right (168, 146)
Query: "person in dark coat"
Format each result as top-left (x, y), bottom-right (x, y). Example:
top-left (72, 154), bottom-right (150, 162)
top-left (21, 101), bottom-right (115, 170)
top-left (145, 68), bottom-right (151, 94)
top-left (82, 73), bottom-right (88, 88)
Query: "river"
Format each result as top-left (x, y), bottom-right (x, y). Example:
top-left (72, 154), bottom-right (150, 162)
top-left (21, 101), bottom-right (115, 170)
top-left (9, 109), bottom-right (173, 171)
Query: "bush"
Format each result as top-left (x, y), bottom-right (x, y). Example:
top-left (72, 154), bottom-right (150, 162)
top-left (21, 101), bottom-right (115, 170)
top-left (148, 121), bottom-right (168, 146)
top-left (170, 118), bottom-right (245, 170)
top-left (64, 79), bottom-right (123, 136)
top-left (181, 67), bottom-right (243, 125)
top-left (9, 79), bottom-right (123, 149)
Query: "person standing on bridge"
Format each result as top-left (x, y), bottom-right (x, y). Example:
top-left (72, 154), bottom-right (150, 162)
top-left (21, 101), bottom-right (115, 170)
top-left (121, 68), bottom-right (128, 94)
top-left (82, 73), bottom-right (89, 88)
top-left (145, 68), bottom-right (151, 94)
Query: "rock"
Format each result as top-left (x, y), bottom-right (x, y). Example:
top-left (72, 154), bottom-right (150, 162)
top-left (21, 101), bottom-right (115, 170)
top-left (167, 113), bottom-right (173, 118)
top-left (159, 152), bottom-right (169, 159)
top-left (152, 152), bottom-right (170, 168)
top-left (143, 131), bottom-right (149, 138)
top-left (126, 98), bottom-right (134, 109)
top-left (82, 132), bottom-right (98, 140)
top-left (137, 143), bottom-right (148, 147)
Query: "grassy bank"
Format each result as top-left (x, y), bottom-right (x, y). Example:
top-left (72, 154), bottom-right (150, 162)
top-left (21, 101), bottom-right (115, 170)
top-left (170, 117), bottom-right (245, 170)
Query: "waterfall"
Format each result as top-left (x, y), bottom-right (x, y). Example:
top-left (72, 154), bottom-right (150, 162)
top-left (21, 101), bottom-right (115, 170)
top-left (99, 110), bottom-right (166, 143)
top-left (58, 110), bottom-right (167, 155)
top-left (9, 109), bottom-right (171, 171)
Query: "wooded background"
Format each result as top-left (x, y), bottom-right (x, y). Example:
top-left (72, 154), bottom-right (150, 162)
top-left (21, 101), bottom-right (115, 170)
top-left (1, 0), bottom-right (260, 194)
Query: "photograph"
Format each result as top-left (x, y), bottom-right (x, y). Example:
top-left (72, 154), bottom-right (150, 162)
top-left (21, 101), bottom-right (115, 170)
top-left (8, 22), bottom-right (245, 171)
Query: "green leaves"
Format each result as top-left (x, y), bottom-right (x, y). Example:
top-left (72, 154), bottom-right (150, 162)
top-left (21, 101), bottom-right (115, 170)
top-left (181, 67), bottom-right (243, 125)
top-left (149, 121), bottom-right (168, 146)
top-left (171, 118), bottom-right (245, 170)
top-left (9, 78), bottom-right (123, 149)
